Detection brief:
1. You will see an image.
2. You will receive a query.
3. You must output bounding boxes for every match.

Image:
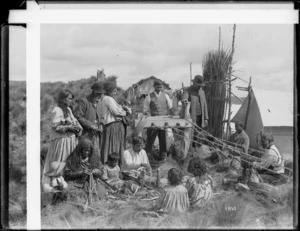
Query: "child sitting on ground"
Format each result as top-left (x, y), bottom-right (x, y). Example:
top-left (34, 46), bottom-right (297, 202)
top-left (155, 168), bottom-right (190, 213)
top-left (43, 161), bottom-right (68, 192)
top-left (185, 157), bottom-right (214, 209)
top-left (102, 153), bottom-right (140, 194)
top-left (43, 161), bottom-right (68, 205)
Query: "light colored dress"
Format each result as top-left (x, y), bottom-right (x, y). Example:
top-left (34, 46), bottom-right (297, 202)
top-left (102, 164), bottom-right (124, 189)
top-left (42, 106), bottom-right (82, 187)
top-left (185, 175), bottom-right (213, 208)
top-left (156, 185), bottom-right (190, 213)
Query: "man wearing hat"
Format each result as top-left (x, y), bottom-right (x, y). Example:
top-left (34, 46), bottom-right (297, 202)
top-left (182, 75), bottom-right (209, 147)
top-left (143, 80), bottom-right (174, 161)
top-left (74, 82), bottom-right (106, 161)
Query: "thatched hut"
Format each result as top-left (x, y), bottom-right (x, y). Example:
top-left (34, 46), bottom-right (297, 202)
top-left (124, 76), bottom-right (172, 113)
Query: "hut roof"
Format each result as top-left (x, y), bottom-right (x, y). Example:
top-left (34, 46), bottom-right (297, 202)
top-left (125, 76), bottom-right (171, 97)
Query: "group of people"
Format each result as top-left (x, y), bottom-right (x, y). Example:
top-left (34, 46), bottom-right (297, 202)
top-left (42, 81), bottom-right (152, 203)
top-left (40, 74), bottom-right (217, 213)
top-left (211, 120), bottom-right (285, 186)
top-left (41, 73), bottom-right (285, 213)
top-left (155, 157), bottom-right (213, 213)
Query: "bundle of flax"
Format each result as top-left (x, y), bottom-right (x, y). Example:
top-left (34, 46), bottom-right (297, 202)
top-left (202, 49), bottom-right (232, 138)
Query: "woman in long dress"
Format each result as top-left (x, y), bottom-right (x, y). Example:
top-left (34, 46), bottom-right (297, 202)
top-left (99, 81), bottom-right (131, 166)
top-left (42, 89), bottom-right (82, 190)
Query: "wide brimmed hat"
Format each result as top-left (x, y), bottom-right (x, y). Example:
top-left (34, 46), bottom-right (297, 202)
top-left (44, 161), bottom-right (66, 177)
top-left (193, 75), bottom-right (205, 86)
top-left (91, 82), bottom-right (106, 94)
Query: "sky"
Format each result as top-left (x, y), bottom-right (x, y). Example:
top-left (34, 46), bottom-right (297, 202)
top-left (10, 23), bottom-right (294, 97)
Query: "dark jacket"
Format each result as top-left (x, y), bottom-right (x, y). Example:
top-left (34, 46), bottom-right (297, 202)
top-left (74, 95), bottom-right (102, 137)
top-left (229, 130), bottom-right (250, 154)
top-left (183, 86), bottom-right (209, 127)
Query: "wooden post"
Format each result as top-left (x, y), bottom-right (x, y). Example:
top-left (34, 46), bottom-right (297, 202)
top-left (244, 77), bottom-right (252, 130)
top-left (225, 24), bottom-right (236, 139)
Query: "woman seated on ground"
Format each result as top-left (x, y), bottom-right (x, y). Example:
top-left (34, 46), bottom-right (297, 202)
top-left (253, 133), bottom-right (285, 185)
top-left (121, 136), bottom-right (152, 182)
top-left (102, 152), bottom-right (140, 194)
top-left (185, 156), bottom-right (213, 209)
top-left (155, 168), bottom-right (189, 213)
top-left (64, 138), bottom-right (106, 201)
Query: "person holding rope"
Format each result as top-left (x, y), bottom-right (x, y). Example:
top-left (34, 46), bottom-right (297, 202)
top-left (143, 80), bottom-right (175, 162)
top-left (74, 82), bottom-right (106, 164)
top-left (121, 136), bottom-right (152, 184)
top-left (227, 121), bottom-right (250, 170)
top-left (182, 75), bottom-right (209, 147)
top-left (64, 138), bottom-right (107, 203)
top-left (253, 133), bottom-right (285, 184)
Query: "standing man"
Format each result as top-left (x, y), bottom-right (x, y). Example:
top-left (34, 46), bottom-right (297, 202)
top-left (74, 82), bottom-right (106, 163)
top-left (182, 75), bottom-right (209, 147)
top-left (143, 80), bottom-right (174, 161)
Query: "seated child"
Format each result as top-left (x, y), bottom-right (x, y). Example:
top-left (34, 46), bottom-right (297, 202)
top-left (155, 168), bottom-right (190, 213)
top-left (102, 153), bottom-right (140, 194)
top-left (43, 161), bottom-right (68, 193)
top-left (185, 157), bottom-right (213, 208)
top-left (43, 161), bottom-right (68, 205)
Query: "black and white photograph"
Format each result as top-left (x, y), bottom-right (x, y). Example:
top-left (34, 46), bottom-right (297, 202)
top-left (4, 1), bottom-right (298, 229)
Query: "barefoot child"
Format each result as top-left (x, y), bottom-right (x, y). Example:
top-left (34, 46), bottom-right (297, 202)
top-left (43, 161), bottom-right (68, 192)
top-left (43, 161), bottom-right (68, 205)
top-left (102, 153), bottom-right (140, 194)
top-left (185, 157), bottom-right (213, 208)
top-left (155, 168), bottom-right (190, 213)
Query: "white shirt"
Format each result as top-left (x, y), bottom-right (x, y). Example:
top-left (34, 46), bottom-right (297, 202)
top-left (99, 96), bottom-right (127, 125)
top-left (143, 91), bottom-right (173, 114)
top-left (121, 148), bottom-right (150, 172)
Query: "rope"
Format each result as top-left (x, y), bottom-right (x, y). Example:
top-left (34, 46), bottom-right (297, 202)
top-left (185, 118), bottom-right (293, 164)
top-left (184, 120), bottom-right (293, 176)
top-left (140, 120), bottom-right (293, 179)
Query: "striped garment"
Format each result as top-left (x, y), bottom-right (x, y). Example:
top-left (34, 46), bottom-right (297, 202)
top-left (185, 175), bottom-right (213, 208)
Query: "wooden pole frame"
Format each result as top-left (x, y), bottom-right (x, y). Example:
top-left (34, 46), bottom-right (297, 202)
top-left (225, 24), bottom-right (236, 139)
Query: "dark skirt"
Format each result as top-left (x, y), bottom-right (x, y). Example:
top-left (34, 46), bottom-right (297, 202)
top-left (100, 121), bottom-right (125, 165)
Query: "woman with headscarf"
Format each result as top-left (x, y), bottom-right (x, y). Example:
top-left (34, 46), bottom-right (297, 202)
top-left (42, 89), bottom-right (82, 190)
top-left (99, 81), bottom-right (131, 166)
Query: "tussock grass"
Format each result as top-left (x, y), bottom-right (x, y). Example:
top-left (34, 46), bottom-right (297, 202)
top-left (9, 181), bottom-right (27, 228)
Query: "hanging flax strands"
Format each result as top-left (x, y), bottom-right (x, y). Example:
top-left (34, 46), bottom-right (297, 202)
top-left (202, 49), bottom-right (232, 138)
